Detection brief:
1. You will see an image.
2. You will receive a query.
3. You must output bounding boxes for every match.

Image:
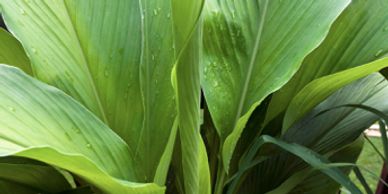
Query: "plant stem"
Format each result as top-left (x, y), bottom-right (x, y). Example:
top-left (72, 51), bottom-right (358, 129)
top-left (214, 158), bottom-right (226, 194)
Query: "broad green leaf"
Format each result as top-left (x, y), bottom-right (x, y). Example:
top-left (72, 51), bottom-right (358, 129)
top-left (266, 168), bottom-right (312, 194)
top-left (0, 180), bottom-right (40, 194)
top-left (283, 57), bottom-right (388, 130)
top-left (201, 0), bottom-right (350, 171)
top-left (233, 74), bottom-right (388, 193)
top-left (0, 64), bottom-right (162, 193)
top-left (235, 135), bottom-right (362, 194)
top-left (0, 159), bottom-right (72, 193)
top-left (172, 24), bottom-right (211, 194)
top-left (284, 74), bottom-right (388, 153)
top-left (0, 0), bottom-right (202, 181)
top-left (266, 0), bottom-right (388, 125)
top-left (0, 28), bottom-right (31, 74)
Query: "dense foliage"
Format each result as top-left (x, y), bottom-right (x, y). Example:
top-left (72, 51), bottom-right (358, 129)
top-left (0, 0), bottom-right (388, 193)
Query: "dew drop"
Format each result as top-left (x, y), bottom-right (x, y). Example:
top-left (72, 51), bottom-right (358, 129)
top-left (151, 54), bottom-right (155, 61)
top-left (236, 30), bottom-right (241, 37)
top-left (72, 126), bottom-right (81, 134)
top-left (86, 143), bottom-right (92, 149)
top-left (213, 81), bottom-right (219, 87)
top-left (167, 13), bottom-right (171, 18)
top-left (384, 26), bottom-right (388, 32)
top-left (64, 132), bottom-right (72, 141)
top-left (375, 49), bottom-right (384, 57)
top-left (212, 10), bottom-right (219, 16)
top-left (204, 66), bottom-right (208, 73)
top-left (118, 48), bottom-right (124, 55)
top-left (153, 9), bottom-right (158, 16)
top-left (104, 66), bottom-right (109, 77)
top-left (20, 9), bottom-right (26, 15)
top-left (8, 106), bottom-right (15, 112)
top-left (31, 47), bottom-right (37, 54)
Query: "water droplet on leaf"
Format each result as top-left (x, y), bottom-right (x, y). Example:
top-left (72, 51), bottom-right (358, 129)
top-left (213, 81), bottom-right (219, 87)
top-left (20, 9), bottom-right (26, 15)
top-left (104, 66), bottom-right (109, 77)
top-left (375, 49), bottom-right (384, 57)
top-left (72, 126), bottom-right (81, 134)
top-left (118, 48), bottom-right (124, 55)
top-left (8, 106), bottom-right (15, 112)
top-left (64, 132), bottom-right (72, 141)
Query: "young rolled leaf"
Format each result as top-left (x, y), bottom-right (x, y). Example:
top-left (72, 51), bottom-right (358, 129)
top-left (201, 0), bottom-right (351, 172)
top-left (0, 64), bottom-right (162, 193)
top-left (172, 25), bottom-right (211, 194)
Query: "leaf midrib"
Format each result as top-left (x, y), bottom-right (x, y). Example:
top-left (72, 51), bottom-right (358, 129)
top-left (231, 0), bottom-right (269, 134)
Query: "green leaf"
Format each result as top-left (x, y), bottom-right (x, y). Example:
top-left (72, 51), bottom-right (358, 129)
top-left (0, 179), bottom-right (40, 194)
top-left (266, 0), bottom-right (388, 126)
top-left (283, 57), bottom-right (388, 130)
top-left (0, 158), bottom-right (72, 193)
top-left (289, 136), bottom-right (364, 194)
top-left (201, 0), bottom-right (351, 171)
top-left (0, 28), bottom-right (31, 74)
top-left (172, 24), bottom-right (211, 194)
top-left (237, 135), bottom-right (362, 194)
top-left (378, 120), bottom-right (388, 164)
top-left (0, 64), bottom-right (162, 193)
top-left (284, 74), bottom-right (388, 150)
top-left (233, 74), bottom-right (388, 193)
top-left (59, 186), bottom-right (95, 194)
top-left (0, 0), bottom-right (203, 182)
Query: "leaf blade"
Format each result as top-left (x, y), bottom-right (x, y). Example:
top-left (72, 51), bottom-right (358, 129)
top-left (201, 0), bottom-right (351, 172)
top-left (0, 64), bottom-right (162, 193)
